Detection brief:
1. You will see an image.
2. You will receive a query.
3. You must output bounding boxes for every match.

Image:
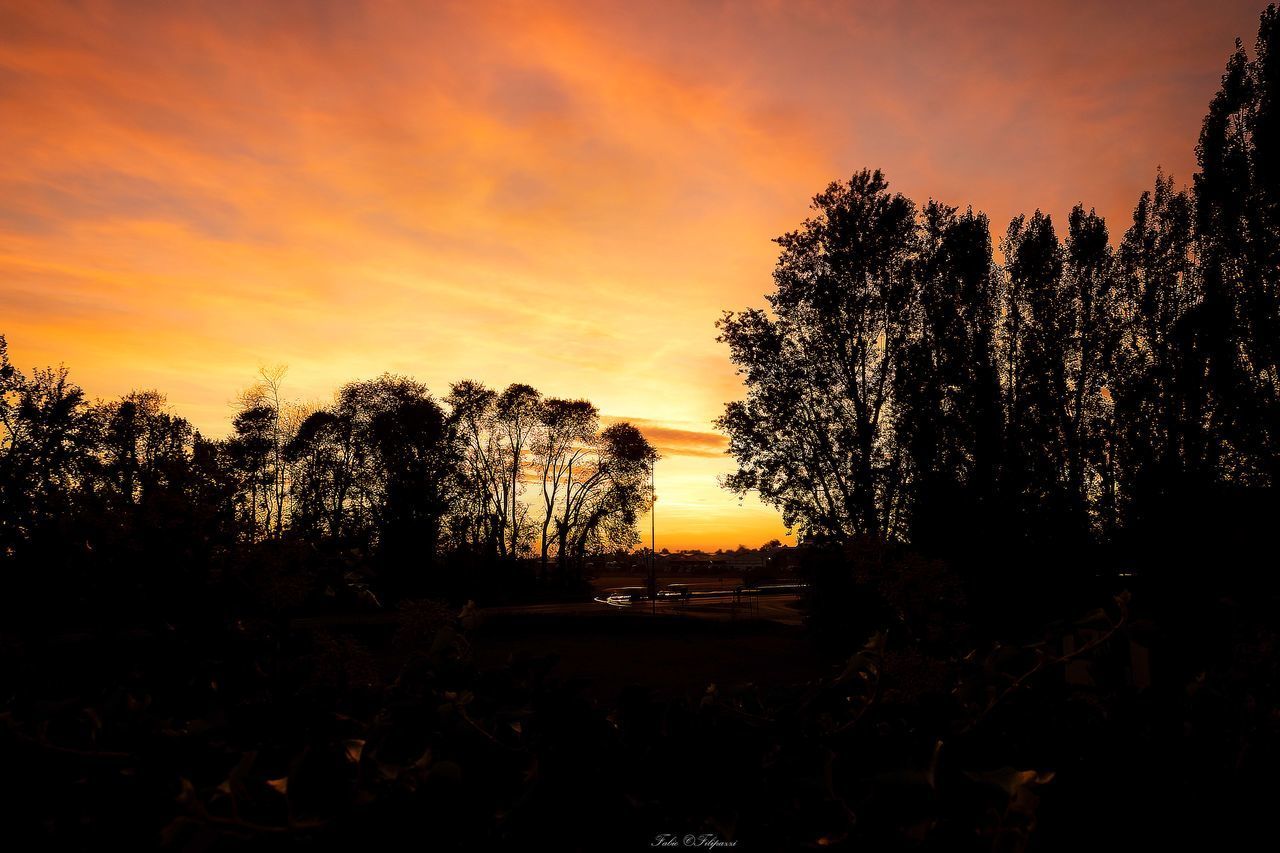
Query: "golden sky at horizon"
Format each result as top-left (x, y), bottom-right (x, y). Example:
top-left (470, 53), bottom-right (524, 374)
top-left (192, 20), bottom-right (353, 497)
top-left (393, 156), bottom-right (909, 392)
top-left (0, 0), bottom-right (1267, 549)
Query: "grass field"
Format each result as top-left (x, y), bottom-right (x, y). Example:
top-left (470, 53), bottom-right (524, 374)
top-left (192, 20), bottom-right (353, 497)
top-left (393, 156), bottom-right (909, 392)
top-left (472, 596), bottom-right (826, 703)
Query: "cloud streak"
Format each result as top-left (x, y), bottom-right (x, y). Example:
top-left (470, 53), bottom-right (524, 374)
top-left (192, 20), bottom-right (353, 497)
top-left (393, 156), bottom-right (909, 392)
top-left (604, 416), bottom-right (728, 460)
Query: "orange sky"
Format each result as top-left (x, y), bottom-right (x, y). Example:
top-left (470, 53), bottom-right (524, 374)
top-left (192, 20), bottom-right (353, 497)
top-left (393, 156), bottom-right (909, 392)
top-left (0, 0), bottom-right (1267, 549)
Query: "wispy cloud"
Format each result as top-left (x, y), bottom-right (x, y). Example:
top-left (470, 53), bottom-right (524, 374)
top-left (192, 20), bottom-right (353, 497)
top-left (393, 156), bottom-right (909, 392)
top-left (603, 416), bottom-right (727, 460)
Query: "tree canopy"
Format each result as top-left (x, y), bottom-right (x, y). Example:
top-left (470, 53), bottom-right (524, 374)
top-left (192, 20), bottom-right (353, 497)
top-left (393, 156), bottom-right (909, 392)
top-left (718, 8), bottom-right (1280, 580)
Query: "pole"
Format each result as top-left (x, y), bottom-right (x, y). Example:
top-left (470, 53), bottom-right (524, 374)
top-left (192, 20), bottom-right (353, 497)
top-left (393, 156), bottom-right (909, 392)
top-left (650, 455), bottom-right (656, 615)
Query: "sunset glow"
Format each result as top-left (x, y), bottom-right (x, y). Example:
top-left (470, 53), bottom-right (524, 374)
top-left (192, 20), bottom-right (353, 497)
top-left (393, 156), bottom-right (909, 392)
top-left (0, 0), bottom-right (1264, 549)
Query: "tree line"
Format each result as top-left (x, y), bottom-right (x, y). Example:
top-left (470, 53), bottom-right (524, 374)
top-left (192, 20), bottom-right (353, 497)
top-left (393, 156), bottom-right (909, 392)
top-left (717, 7), bottom-right (1279, 584)
top-left (0, 345), bottom-right (654, 612)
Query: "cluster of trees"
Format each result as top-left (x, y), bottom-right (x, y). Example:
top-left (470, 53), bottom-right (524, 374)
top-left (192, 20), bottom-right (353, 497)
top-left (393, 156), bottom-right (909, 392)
top-left (718, 8), bottom-right (1279, 578)
top-left (0, 341), bottom-right (654, 609)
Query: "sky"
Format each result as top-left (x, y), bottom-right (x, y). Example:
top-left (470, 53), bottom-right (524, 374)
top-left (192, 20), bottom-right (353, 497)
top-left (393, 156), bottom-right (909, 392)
top-left (0, 0), bottom-right (1268, 550)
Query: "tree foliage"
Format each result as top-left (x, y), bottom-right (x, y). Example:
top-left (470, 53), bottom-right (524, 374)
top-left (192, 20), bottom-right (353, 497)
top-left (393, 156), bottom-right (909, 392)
top-left (0, 340), bottom-right (654, 606)
top-left (718, 10), bottom-right (1280, 578)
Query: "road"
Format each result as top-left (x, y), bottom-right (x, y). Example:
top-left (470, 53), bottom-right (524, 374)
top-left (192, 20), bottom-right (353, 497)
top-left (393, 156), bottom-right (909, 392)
top-left (481, 583), bottom-right (807, 627)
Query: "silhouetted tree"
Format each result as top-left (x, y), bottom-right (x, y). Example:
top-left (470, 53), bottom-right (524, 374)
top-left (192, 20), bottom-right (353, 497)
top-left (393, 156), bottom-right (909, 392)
top-left (1194, 5), bottom-right (1280, 483)
top-left (1112, 172), bottom-right (1200, 530)
top-left (94, 392), bottom-right (194, 509)
top-left (363, 381), bottom-right (460, 594)
top-left (718, 170), bottom-right (919, 544)
top-left (445, 379), bottom-right (504, 558)
top-left (227, 402), bottom-right (275, 541)
top-left (0, 337), bottom-right (94, 575)
top-left (893, 203), bottom-right (1002, 557)
top-left (494, 383), bottom-right (541, 559)
top-left (532, 398), bottom-right (598, 579)
top-left (286, 407), bottom-right (358, 541)
top-left (1000, 211), bottom-right (1079, 547)
top-left (1062, 205), bottom-right (1120, 538)
top-left (553, 421), bottom-right (656, 580)
top-left (229, 366), bottom-right (293, 538)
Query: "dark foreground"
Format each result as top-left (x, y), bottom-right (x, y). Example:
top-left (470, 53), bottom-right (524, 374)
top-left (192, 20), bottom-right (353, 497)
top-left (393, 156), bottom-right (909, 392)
top-left (3, 574), bottom-right (1278, 852)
